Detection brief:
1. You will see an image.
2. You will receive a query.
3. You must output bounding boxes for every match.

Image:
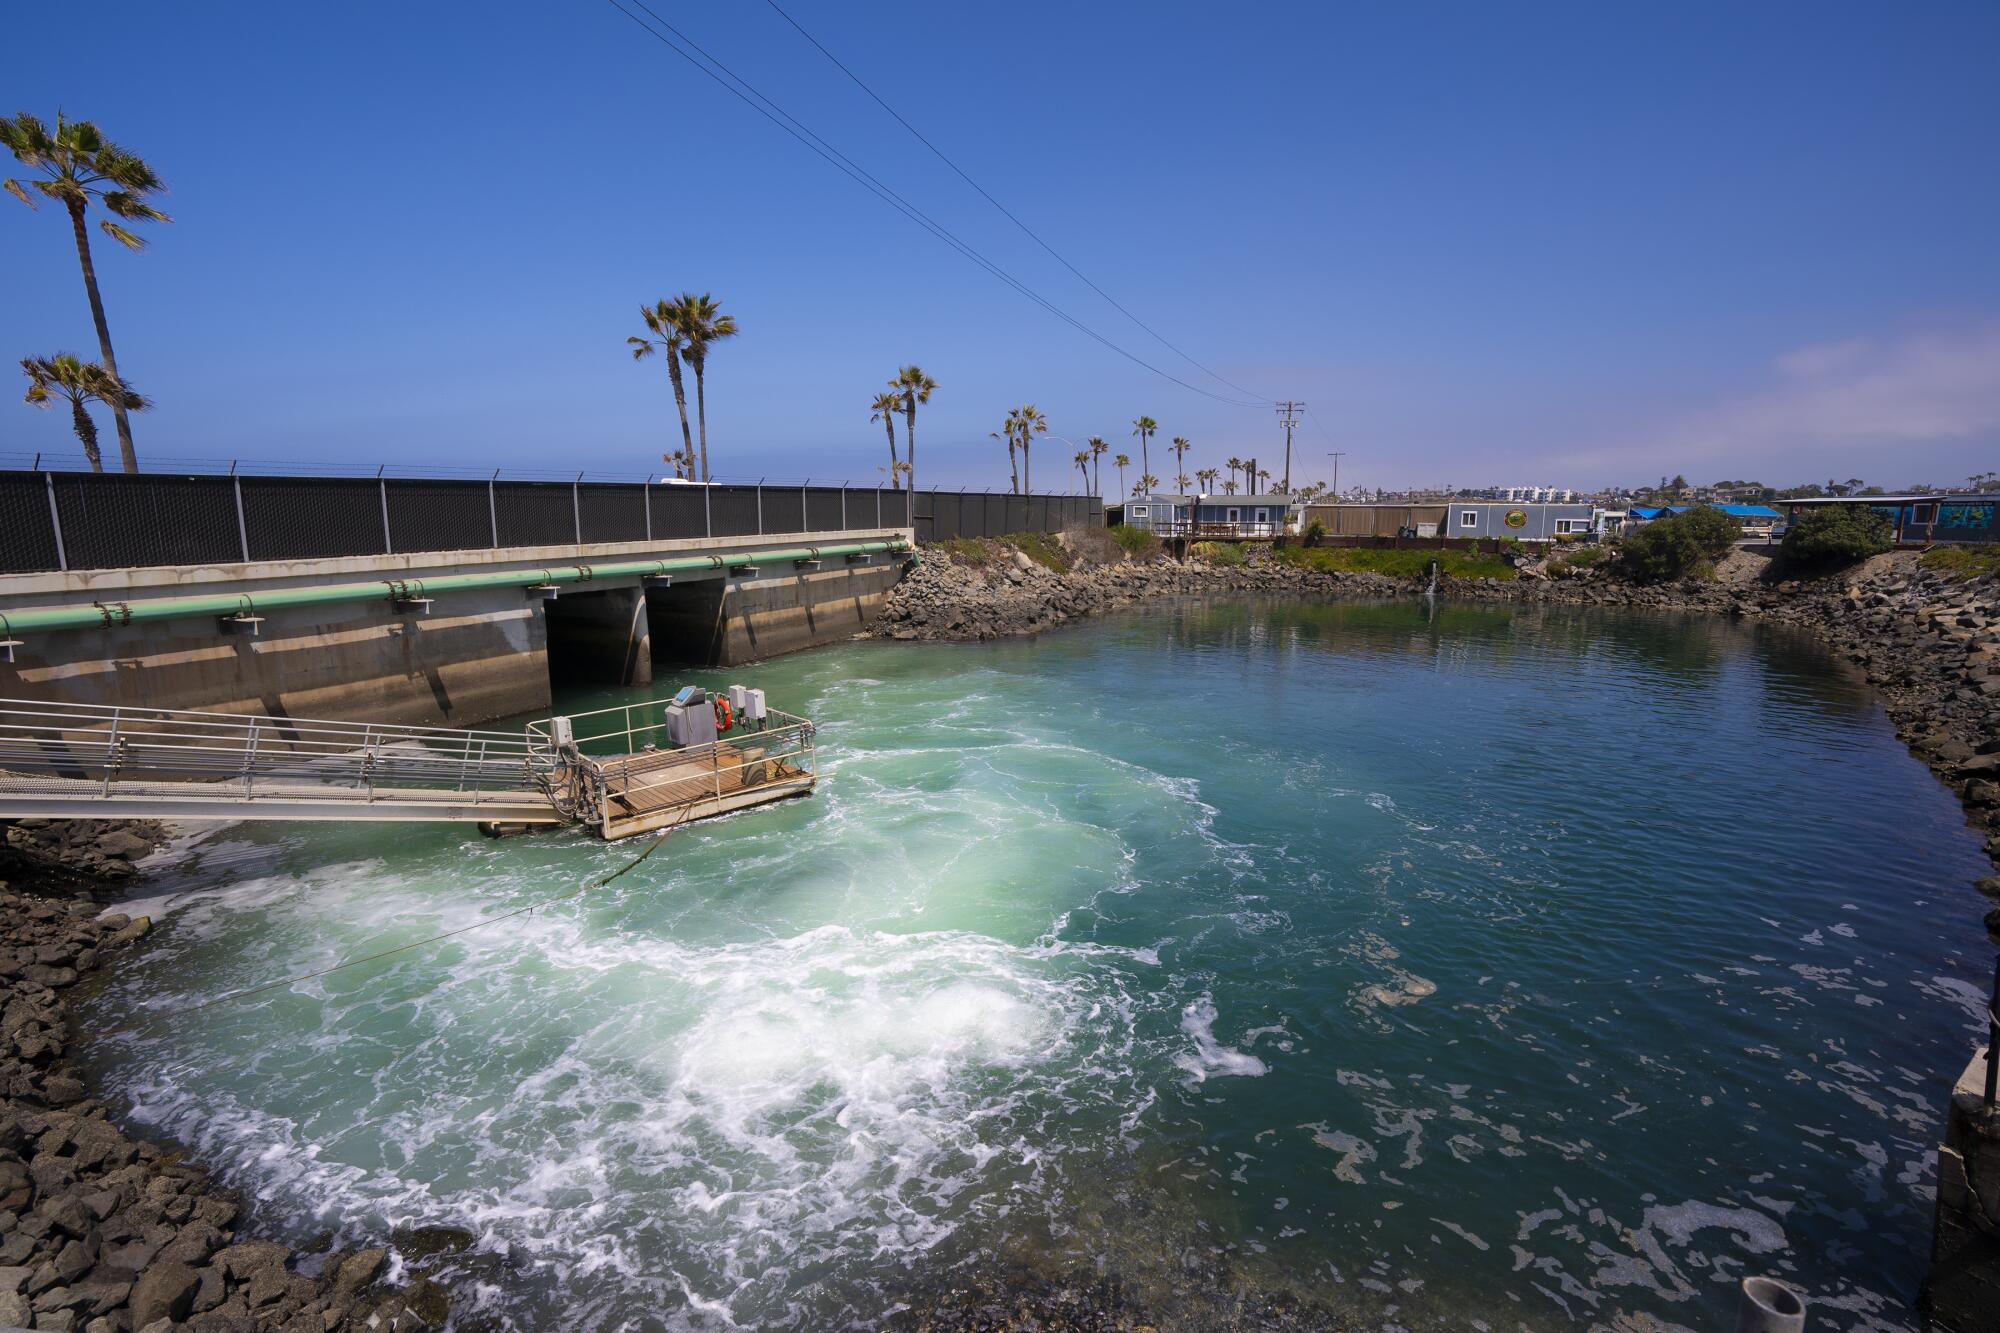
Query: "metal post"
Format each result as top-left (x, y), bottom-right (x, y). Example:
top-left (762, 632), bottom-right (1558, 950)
top-left (488, 473), bottom-right (500, 548)
top-left (232, 475), bottom-right (250, 562)
top-left (876, 486), bottom-right (882, 528)
top-left (42, 472), bottom-right (67, 571)
top-left (704, 483), bottom-right (712, 538)
top-left (802, 484), bottom-right (809, 534)
top-left (841, 484), bottom-right (847, 530)
top-left (379, 478), bottom-right (394, 555)
top-left (756, 482), bottom-right (764, 535)
top-left (644, 479), bottom-right (653, 542)
top-left (100, 708), bottom-right (121, 796)
top-left (242, 720), bottom-right (260, 798)
top-left (572, 474), bottom-right (583, 544)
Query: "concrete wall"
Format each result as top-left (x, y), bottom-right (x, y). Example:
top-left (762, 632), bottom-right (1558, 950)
top-left (0, 584), bottom-right (551, 730)
top-left (0, 530), bottom-right (910, 728)
top-left (1928, 1045), bottom-right (2000, 1331)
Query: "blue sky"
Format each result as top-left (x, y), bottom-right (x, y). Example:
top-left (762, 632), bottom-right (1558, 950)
top-left (3, 0), bottom-right (1995, 494)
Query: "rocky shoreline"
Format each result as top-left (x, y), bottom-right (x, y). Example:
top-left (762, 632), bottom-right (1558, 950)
top-left (1, 823), bottom-right (453, 1333)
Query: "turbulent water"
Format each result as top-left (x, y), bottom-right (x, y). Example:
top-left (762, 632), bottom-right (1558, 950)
top-left (80, 599), bottom-right (1993, 1332)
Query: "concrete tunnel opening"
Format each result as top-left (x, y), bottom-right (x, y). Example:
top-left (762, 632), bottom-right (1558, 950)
top-left (539, 578), bottom-right (730, 692)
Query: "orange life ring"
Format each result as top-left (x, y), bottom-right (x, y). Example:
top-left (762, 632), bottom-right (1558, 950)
top-left (712, 697), bottom-right (733, 731)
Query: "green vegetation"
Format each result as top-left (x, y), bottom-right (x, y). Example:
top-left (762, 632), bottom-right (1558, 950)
top-left (19, 353), bottom-right (148, 473)
top-left (1107, 523), bottom-right (1159, 557)
top-left (1780, 505), bottom-right (1892, 569)
top-left (1003, 530), bottom-right (1071, 572)
top-left (1301, 519), bottom-right (1326, 548)
top-left (934, 537), bottom-right (995, 566)
top-left (1550, 544), bottom-right (1605, 578)
top-left (1620, 505), bottom-right (1740, 583)
top-left (1920, 545), bottom-right (2000, 581)
top-left (1276, 546), bottom-right (1515, 580)
top-left (1190, 541), bottom-right (1245, 567)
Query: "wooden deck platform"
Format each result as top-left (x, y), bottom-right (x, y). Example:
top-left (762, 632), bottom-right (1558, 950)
top-left (596, 742), bottom-right (815, 839)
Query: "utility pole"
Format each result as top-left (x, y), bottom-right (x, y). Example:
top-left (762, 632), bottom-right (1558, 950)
top-left (1328, 450), bottom-right (1347, 502)
top-left (1275, 401), bottom-right (1305, 493)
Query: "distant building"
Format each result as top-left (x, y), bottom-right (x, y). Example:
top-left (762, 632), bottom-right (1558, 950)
top-left (1444, 501), bottom-right (1596, 541)
top-left (1121, 494), bottom-right (1302, 538)
top-left (1492, 486), bottom-right (1579, 503)
top-left (1783, 494), bottom-right (2000, 545)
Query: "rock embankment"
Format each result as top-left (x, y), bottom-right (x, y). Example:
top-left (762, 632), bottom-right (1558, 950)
top-left (872, 545), bottom-right (1398, 641)
top-left (1, 831), bottom-right (450, 1333)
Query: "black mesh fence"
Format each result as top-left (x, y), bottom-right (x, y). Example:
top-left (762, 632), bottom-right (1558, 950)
top-left (578, 484), bottom-right (648, 545)
top-left (387, 480), bottom-right (492, 553)
top-left (51, 473), bottom-right (241, 569)
top-left (0, 469), bottom-right (1092, 573)
top-left (0, 474), bottom-right (61, 573)
top-left (243, 477), bottom-right (385, 560)
top-left (494, 482), bottom-right (575, 547)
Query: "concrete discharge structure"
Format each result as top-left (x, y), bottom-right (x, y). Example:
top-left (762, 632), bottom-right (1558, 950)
top-left (0, 532), bottom-right (914, 730)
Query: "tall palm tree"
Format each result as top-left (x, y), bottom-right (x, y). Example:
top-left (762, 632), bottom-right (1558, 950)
top-left (662, 293), bottom-right (736, 481)
top-left (1113, 453), bottom-right (1130, 499)
top-left (20, 353), bottom-right (147, 473)
top-left (1170, 437), bottom-right (1191, 493)
top-left (1197, 467), bottom-right (1219, 494)
top-left (1014, 404), bottom-right (1048, 492)
top-left (1074, 449), bottom-right (1091, 491)
top-left (3, 113), bottom-right (170, 474)
top-left (1223, 479), bottom-right (1239, 496)
top-left (871, 390), bottom-right (903, 480)
top-left (1227, 457), bottom-right (1244, 491)
top-left (1255, 467), bottom-right (1272, 491)
top-left (1134, 473), bottom-right (1159, 498)
top-left (629, 301), bottom-right (694, 469)
top-left (893, 365), bottom-right (937, 494)
top-left (993, 414), bottom-right (1019, 494)
top-left (1131, 416), bottom-right (1158, 484)
top-left (1087, 436), bottom-right (1108, 495)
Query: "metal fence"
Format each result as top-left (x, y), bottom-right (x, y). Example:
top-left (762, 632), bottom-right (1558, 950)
top-left (0, 469), bottom-right (1099, 576)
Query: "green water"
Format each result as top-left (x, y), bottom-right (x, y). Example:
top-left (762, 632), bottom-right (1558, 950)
top-left (82, 599), bottom-right (1993, 1331)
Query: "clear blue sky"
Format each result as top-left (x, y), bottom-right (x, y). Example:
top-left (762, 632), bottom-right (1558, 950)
top-left (4, 0), bottom-right (1995, 493)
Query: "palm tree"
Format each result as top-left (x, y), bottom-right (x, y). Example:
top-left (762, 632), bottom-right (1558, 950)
top-left (666, 446), bottom-right (696, 479)
top-left (993, 415), bottom-right (1019, 493)
top-left (3, 113), bottom-right (170, 474)
top-left (1255, 467), bottom-right (1272, 491)
top-left (1226, 456), bottom-right (1244, 491)
top-left (1074, 449), bottom-right (1091, 490)
top-left (871, 390), bottom-right (903, 480)
top-left (629, 301), bottom-right (694, 469)
top-left (20, 353), bottom-right (147, 473)
top-left (1087, 436), bottom-right (1108, 495)
top-left (893, 365), bottom-right (937, 493)
top-left (1197, 467), bottom-right (1219, 494)
top-left (1134, 473), bottom-right (1159, 498)
top-left (1223, 479), bottom-right (1239, 496)
top-left (1131, 416), bottom-right (1158, 484)
top-left (1170, 437), bottom-right (1191, 493)
top-left (1113, 453), bottom-right (1130, 499)
top-left (660, 293), bottom-right (736, 481)
top-left (1014, 404), bottom-right (1048, 492)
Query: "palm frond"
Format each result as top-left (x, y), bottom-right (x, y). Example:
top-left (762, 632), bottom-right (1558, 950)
top-left (100, 191), bottom-right (171, 223)
top-left (98, 220), bottom-right (147, 251)
top-left (2, 178), bottom-right (33, 208)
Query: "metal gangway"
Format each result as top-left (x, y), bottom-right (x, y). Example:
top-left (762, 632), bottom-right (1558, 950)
top-left (0, 698), bottom-right (559, 824)
top-left (0, 696), bottom-right (818, 836)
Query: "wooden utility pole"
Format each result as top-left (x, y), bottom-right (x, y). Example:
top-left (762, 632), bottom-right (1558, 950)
top-left (1275, 401), bottom-right (1305, 493)
top-left (1328, 450), bottom-right (1347, 502)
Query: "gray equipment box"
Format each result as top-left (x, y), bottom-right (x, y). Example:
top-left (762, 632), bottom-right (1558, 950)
top-left (665, 694), bottom-right (718, 749)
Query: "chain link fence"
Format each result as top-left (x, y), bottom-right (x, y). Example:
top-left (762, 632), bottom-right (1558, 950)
top-left (0, 469), bottom-right (1098, 575)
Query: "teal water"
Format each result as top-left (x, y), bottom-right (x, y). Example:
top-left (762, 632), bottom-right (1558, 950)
top-left (81, 600), bottom-right (1993, 1331)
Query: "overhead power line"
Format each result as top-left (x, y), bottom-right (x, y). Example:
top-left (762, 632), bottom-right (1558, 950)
top-left (760, 0), bottom-right (1272, 408)
top-left (599, 0), bottom-right (1268, 410)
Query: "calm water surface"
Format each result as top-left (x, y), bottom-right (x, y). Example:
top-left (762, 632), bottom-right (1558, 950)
top-left (81, 600), bottom-right (1993, 1331)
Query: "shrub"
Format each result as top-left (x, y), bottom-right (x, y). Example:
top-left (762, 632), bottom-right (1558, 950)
top-left (1002, 530), bottom-right (1072, 573)
top-left (934, 537), bottom-right (994, 566)
top-left (1276, 545), bottom-right (1514, 580)
top-left (1107, 523), bottom-right (1159, 557)
top-left (1922, 545), bottom-right (2000, 581)
top-left (1621, 506), bottom-right (1741, 583)
top-left (1190, 541), bottom-right (1245, 566)
top-left (1302, 519), bottom-right (1326, 548)
top-left (1780, 506), bottom-right (1892, 569)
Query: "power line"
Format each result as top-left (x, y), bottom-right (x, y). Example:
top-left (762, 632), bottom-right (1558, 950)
top-left (598, 0), bottom-right (1267, 409)
top-left (759, 0), bottom-right (1272, 408)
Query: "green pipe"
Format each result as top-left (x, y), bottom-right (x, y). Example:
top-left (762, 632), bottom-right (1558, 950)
top-left (1, 540), bottom-right (913, 634)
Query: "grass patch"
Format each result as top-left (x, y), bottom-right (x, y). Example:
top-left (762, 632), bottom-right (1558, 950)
top-left (1275, 545), bottom-right (1516, 580)
top-left (1107, 524), bottom-right (1161, 558)
top-left (1921, 545), bottom-right (2000, 581)
top-left (933, 537), bottom-right (995, 566)
top-left (1557, 545), bottom-right (1605, 569)
top-left (1002, 530), bottom-right (1071, 573)
top-left (1190, 541), bottom-right (1245, 567)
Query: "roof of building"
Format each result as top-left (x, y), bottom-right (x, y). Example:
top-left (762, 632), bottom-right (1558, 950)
top-left (1132, 494), bottom-right (1299, 505)
top-left (1715, 504), bottom-right (1782, 517)
top-left (1630, 507), bottom-right (1666, 518)
top-left (1784, 493), bottom-right (2000, 505)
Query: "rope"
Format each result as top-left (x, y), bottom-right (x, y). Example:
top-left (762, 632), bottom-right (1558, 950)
top-left (104, 809), bottom-right (693, 1039)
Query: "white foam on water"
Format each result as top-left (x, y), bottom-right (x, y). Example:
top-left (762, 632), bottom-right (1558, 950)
top-left (1173, 996), bottom-right (1269, 1083)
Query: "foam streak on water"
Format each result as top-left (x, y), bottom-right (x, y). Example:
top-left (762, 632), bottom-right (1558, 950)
top-left (83, 601), bottom-right (1993, 1331)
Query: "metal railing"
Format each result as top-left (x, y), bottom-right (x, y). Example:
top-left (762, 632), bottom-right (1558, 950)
top-left (1143, 519), bottom-right (1292, 539)
top-left (0, 698), bottom-right (542, 808)
top-left (525, 699), bottom-right (816, 829)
